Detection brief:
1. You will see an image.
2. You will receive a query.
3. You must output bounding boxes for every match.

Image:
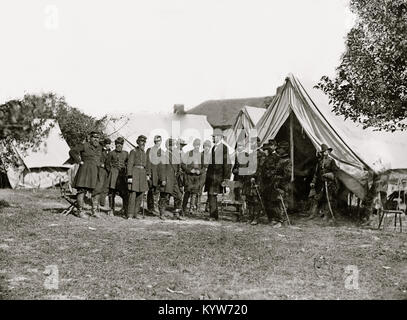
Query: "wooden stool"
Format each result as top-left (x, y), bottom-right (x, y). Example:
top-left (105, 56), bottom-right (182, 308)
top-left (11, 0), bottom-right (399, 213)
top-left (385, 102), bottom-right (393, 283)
top-left (377, 208), bottom-right (403, 232)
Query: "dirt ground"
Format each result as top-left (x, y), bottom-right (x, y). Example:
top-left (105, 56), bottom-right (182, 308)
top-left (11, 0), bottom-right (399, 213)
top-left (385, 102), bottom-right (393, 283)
top-left (0, 189), bottom-right (406, 300)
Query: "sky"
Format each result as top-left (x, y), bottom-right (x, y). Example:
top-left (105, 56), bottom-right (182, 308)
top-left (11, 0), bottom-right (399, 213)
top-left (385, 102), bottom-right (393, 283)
top-left (0, 0), bottom-right (356, 117)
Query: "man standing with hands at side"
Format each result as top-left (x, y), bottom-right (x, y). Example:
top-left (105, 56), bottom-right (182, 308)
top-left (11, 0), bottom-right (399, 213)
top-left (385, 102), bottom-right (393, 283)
top-left (127, 135), bottom-right (150, 219)
top-left (204, 129), bottom-right (232, 221)
top-left (146, 135), bottom-right (163, 215)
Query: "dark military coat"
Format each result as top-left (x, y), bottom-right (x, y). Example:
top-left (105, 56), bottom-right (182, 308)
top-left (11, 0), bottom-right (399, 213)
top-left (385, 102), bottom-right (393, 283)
top-left (270, 155), bottom-right (292, 201)
top-left (182, 149), bottom-right (204, 193)
top-left (259, 151), bottom-right (280, 195)
top-left (70, 142), bottom-right (102, 190)
top-left (106, 149), bottom-right (128, 190)
top-left (127, 147), bottom-right (148, 192)
top-left (157, 150), bottom-right (182, 197)
top-left (311, 155), bottom-right (339, 199)
top-left (146, 146), bottom-right (163, 187)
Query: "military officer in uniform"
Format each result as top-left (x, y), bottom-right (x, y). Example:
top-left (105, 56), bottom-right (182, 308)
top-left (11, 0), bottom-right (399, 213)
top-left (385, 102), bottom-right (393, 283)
top-left (95, 137), bottom-right (111, 211)
top-left (307, 143), bottom-right (339, 221)
top-left (259, 139), bottom-right (280, 224)
top-left (268, 141), bottom-right (292, 228)
top-left (127, 135), bottom-right (149, 219)
top-left (157, 138), bottom-right (183, 220)
top-left (146, 135), bottom-right (163, 215)
top-left (182, 138), bottom-right (203, 215)
top-left (69, 131), bottom-right (103, 218)
top-left (105, 137), bottom-right (128, 216)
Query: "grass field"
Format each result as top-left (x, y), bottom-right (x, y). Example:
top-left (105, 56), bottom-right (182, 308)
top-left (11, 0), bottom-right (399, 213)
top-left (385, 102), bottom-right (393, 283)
top-left (0, 189), bottom-right (406, 300)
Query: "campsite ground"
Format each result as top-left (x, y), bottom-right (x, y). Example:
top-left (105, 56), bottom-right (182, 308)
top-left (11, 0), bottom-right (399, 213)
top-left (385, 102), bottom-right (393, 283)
top-left (1, 189), bottom-right (407, 300)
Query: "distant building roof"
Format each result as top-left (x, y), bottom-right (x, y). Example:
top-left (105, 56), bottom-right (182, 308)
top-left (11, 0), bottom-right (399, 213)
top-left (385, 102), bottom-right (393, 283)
top-left (185, 96), bottom-right (272, 128)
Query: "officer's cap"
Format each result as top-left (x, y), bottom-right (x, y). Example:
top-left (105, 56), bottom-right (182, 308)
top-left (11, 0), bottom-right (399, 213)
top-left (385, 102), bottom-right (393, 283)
top-left (115, 137), bottom-right (125, 145)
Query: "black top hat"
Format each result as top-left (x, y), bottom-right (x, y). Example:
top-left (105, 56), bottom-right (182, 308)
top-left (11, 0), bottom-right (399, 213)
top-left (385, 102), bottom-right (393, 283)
top-left (178, 138), bottom-right (187, 146)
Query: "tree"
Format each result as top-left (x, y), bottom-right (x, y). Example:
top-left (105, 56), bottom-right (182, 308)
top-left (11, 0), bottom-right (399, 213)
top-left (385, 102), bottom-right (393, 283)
top-left (316, 0), bottom-right (407, 131)
top-left (21, 93), bottom-right (108, 148)
top-left (0, 99), bottom-right (52, 169)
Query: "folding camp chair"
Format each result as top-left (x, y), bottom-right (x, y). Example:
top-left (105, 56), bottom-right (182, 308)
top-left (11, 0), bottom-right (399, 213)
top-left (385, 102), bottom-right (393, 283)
top-left (59, 179), bottom-right (78, 216)
top-left (377, 179), bottom-right (405, 233)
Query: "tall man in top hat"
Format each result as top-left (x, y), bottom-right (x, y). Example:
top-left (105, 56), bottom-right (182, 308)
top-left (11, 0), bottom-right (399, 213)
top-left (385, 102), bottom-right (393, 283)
top-left (69, 131), bottom-right (103, 218)
top-left (204, 129), bottom-right (232, 221)
top-left (232, 140), bottom-right (246, 206)
top-left (127, 135), bottom-right (149, 219)
top-left (106, 137), bottom-right (129, 216)
top-left (308, 143), bottom-right (339, 220)
top-left (199, 139), bottom-right (212, 213)
top-left (146, 135), bottom-right (163, 215)
top-left (157, 138), bottom-right (183, 220)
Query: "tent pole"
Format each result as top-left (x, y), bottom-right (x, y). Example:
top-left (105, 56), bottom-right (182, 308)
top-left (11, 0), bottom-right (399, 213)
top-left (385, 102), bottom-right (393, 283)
top-left (289, 112), bottom-right (295, 208)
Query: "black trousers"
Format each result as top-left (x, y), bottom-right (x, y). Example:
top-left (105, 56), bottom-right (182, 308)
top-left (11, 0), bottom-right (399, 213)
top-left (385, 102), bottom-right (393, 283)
top-left (128, 191), bottom-right (144, 217)
top-left (147, 186), bottom-right (159, 211)
top-left (208, 194), bottom-right (219, 219)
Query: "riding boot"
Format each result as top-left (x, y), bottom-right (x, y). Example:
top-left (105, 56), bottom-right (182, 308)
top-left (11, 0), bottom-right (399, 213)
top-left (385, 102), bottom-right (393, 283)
top-left (108, 193), bottom-right (115, 216)
top-left (91, 196), bottom-right (102, 218)
top-left (190, 194), bottom-right (197, 215)
top-left (76, 192), bottom-right (89, 218)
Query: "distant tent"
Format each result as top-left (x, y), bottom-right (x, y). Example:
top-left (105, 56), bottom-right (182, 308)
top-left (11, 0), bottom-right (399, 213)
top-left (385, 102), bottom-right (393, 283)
top-left (225, 106), bottom-right (266, 149)
top-left (255, 74), bottom-right (373, 201)
top-left (104, 112), bottom-right (213, 152)
top-left (2, 120), bottom-right (73, 189)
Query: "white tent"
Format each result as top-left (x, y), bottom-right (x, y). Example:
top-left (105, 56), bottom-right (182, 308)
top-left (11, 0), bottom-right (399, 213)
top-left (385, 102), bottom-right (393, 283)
top-left (104, 112), bottom-right (214, 152)
top-left (225, 106), bottom-right (266, 149)
top-left (255, 73), bottom-right (407, 199)
top-left (4, 120), bottom-right (73, 189)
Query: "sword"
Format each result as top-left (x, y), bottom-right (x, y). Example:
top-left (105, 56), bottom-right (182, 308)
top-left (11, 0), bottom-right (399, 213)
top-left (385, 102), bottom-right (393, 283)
top-left (142, 192), bottom-right (145, 219)
top-left (324, 180), bottom-right (335, 220)
top-left (253, 181), bottom-right (267, 216)
top-left (278, 194), bottom-right (291, 226)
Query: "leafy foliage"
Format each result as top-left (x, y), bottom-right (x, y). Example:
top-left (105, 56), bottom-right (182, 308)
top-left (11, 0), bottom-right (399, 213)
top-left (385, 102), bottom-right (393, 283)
top-left (0, 92), bottom-right (108, 171)
top-left (316, 0), bottom-right (407, 131)
top-left (21, 93), bottom-right (108, 148)
top-left (0, 99), bottom-right (52, 169)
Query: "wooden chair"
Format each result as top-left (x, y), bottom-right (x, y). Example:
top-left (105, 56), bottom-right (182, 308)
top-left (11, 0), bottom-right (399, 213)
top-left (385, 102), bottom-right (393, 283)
top-left (219, 180), bottom-right (245, 218)
top-left (59, 179), bottom-right (78, 216)
top-left (377, 179), bottom-right (405, 232)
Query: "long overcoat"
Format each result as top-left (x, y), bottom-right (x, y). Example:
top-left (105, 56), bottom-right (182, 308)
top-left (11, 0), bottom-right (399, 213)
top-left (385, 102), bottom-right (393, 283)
top-left (157, 150), bottom-right (182, 197)
top-left (127, 147), bottom-right (148, 192)
top-left (146, 146), bottom-right (163, 187)
top-left (204, 142), bottom-right (232, 194)
top-left (182, 150), bottom-right (204, 193)
top-left (106, 149), bottom-right (128, 190)
top-left (70, 142), bottom-right (102, 190)
top-left (94, 147), bottom-right (110, 194)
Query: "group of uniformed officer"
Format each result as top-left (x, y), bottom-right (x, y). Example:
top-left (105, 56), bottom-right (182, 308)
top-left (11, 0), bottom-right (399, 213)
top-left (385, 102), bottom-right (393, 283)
top-left (69, 130), bottom-right (339, 225)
